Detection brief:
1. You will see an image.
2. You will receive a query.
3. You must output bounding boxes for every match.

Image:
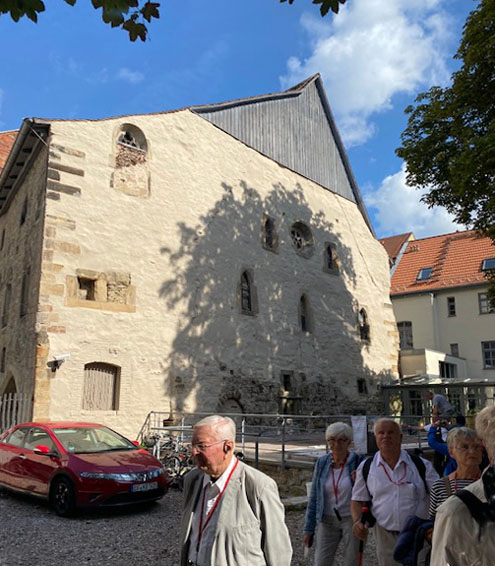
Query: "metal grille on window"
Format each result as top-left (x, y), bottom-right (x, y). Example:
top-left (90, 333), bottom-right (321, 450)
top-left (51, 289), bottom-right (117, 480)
top-left (82, 362), bottom-right (119, 410)
top-left (326, 245), bottom-right (333, 269)
top-left (240, 272), bottom-right (252, 313)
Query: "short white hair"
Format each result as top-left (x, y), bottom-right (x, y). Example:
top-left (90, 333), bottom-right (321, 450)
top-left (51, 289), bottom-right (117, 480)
top-left (325, 422), bottom-right (353, 441)
top-left (373, 417), bottom-right (401, 435)
top-left (194, 415), bottom-right (236, 443)
top-left (476, 406), bottom-right (495, 461)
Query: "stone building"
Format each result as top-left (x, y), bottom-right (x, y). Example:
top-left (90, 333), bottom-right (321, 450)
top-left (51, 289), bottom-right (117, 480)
top-left (0, 75), bottom-right (398, 437)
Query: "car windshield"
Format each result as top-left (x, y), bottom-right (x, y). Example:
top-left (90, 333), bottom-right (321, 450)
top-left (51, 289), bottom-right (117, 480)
top-left (52, 426), bottom-right (136, 454)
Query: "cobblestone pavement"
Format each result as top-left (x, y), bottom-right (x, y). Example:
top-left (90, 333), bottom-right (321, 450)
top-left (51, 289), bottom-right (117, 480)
top-left (0, 488), bottom-right (378, 566)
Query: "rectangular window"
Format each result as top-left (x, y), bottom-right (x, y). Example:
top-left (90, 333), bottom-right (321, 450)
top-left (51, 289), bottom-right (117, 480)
top-left (0, 347), bottom-right (5, 373)
top-left (417, 267), bottom-right (433, 281)
top-left (2, 284), bottom-right (11, 327)
top-left (20, 267), bottom-right (30, 317)
top-left (409, 390), bottom-right (423, 416)
top-left (397, 321), bottom-right (413, 349)
top-left (479, 293), bottom-right (495, 314)
top-left (450, 343), bottom-right (459, 357)
top-left (439, 361), bottom-right (457, 378)
top-left (447, 297), bottom-right (456, 317)
top-left (78, 277), bottom-right (96, 301)
top-left (482, 341), bottom-right (495, 369)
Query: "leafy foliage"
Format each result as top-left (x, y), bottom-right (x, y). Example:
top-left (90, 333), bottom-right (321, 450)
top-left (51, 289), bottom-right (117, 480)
top-left (0, 0), bottom-right (347, 41)
top-left (397, 0), bottom-right (495, 303)
top-left (0, 0), bottom-right (160, 41)
top-left (280, 0), bottom-right (347, 17)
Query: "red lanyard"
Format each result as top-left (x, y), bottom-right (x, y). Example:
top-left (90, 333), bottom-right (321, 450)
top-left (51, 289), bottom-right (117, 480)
top-left (196, 459), bottom-right (239, 552)
top-left (380, 461), bottom-right (407, 486)
top-left (331, 456), bottom-right (347, 504)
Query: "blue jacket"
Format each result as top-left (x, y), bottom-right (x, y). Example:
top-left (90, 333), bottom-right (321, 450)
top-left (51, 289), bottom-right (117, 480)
top-left (303, 451), bottom-right (361, 535)
top-left (427, 427), bottom-right (457, 475)
top-left (393, 515), bottom-right (433, 566)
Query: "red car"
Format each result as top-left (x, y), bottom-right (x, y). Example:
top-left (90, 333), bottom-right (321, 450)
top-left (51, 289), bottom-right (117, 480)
top-left (0, 422), bottom-right (169, 516)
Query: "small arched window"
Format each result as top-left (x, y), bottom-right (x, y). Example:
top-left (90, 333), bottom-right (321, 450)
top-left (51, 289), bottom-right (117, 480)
top-left (115, 124), bottom-right (147, 169)
top-left (263, 217), bottom-right (276, 250)
top-left (358, 308), bottom-right (370, 342)
top-left (290, 222), bottom-right (314, 257)
top-left (299, 294), bottom-right (312, 333)
top-left (240, 271), bottom-right (252, 313)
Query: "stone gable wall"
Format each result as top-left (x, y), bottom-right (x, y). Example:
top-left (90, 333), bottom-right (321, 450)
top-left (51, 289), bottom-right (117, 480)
top-left (25, 111), bottom-right (397, 437)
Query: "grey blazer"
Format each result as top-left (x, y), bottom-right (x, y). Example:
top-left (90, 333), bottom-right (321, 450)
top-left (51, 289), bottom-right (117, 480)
top-left (179, 460), bottom-right (292, 566)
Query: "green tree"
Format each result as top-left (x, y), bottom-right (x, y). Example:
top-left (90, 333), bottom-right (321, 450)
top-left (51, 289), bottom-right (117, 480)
top-left (397, 0), bottom-right (495, 304)
top-left (0, 0), bottom-right (347, 41)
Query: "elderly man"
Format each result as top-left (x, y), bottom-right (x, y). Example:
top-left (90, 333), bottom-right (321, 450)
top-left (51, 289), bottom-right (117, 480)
top-left (431, 405), bottom-right (495, 565)
top-left (351, 418), bottom-right (438, 566)
top-left (179, 415), bottom-right (292, 566)
top-left (428, 391), bottom-right (454, 420)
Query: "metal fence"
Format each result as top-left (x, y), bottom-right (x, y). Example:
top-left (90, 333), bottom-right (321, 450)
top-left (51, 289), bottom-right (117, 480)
top-left (0, 393), bottom-right (31, 433)
top-left (137, 411), bottom-right (436, 470)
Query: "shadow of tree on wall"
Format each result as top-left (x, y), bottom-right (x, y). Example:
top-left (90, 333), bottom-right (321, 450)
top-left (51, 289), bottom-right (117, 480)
top-left (158, 179), bottom-right (395, 416)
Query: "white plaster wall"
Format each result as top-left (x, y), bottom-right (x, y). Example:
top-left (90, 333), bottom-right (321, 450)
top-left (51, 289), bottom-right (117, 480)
top-left (39, 110), bottom-right (398, 438)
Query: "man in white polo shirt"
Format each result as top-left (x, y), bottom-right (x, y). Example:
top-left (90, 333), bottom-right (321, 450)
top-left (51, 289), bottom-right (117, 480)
top-left (179, 415), bottom-right (292, 566)
top-left (351, 418), bottom-right (438, 566)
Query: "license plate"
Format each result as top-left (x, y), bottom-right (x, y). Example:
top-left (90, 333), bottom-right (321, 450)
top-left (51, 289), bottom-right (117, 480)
top-left (131, 481), bottom-right (158, 492)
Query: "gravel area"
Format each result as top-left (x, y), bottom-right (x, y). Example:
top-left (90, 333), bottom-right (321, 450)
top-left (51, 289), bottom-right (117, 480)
top-left (0, 487), bottom-right (378, 565)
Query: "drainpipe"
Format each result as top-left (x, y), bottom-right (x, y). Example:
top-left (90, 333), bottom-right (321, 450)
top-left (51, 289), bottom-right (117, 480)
top-left (430, 292), bottom-right (440, 352)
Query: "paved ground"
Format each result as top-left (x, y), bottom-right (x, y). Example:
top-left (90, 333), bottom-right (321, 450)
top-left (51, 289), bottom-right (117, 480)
top-left (0, 486), bottom-right (379, 566)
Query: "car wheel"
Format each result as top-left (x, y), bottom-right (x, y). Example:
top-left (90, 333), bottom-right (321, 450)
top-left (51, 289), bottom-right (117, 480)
top-left (51, 477), bottom-right (76, 517)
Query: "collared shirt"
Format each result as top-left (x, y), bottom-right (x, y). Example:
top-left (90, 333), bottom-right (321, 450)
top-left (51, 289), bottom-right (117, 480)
top-left (431, 475), bottom-right (495, 565)
top-left (322, 463), bottom-right (353, 519)
top-left (351, 449), bottom-right (438, 531)
top-left (188, 457), bottom-right (237, 566)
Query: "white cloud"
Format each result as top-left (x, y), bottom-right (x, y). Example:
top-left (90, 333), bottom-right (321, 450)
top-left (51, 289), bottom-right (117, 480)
top-left (117, 68), bottom-right (145, 84)
top-left (282, 0), bottom-right (455, 146)
top-left (364, 164), bottom-right (460, 238)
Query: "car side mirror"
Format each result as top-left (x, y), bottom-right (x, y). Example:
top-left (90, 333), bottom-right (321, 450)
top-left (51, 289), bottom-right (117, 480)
top-left (131, 440), bottom-right (140, 447)
top-left (33, 445), bottom-right (56, 456)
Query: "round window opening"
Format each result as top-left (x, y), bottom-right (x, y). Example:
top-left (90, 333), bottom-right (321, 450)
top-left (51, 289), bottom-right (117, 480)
top-left (290, 222), bottom-right (314, 256)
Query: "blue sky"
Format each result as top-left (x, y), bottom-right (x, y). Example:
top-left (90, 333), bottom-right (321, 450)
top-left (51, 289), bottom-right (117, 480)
top-left (0, 0), bottom-right (476, 238)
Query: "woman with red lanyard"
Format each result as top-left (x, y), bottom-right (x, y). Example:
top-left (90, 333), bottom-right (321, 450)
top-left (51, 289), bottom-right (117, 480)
top-left (303, 422), bottom-right (362, 566)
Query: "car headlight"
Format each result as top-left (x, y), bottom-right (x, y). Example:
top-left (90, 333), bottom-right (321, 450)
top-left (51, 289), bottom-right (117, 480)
top-left (79, 468), bottom-right (163, 481)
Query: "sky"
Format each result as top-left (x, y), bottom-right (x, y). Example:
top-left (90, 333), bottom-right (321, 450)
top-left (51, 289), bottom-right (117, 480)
top-left (0, 0), bottom-right (476, 239)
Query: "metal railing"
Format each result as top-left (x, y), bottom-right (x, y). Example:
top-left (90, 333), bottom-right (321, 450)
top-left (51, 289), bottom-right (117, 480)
top-left (138, 411), bottom-right (438, 470)
top-left (0, 393), bottom-right (31, 433)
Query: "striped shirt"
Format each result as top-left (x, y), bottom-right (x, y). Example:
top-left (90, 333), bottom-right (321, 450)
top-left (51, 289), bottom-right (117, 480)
top-left (429, 477), bottom-right (475, 520)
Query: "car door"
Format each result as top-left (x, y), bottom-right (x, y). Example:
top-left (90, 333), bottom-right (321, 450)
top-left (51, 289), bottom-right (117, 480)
top-left (0, 426), bottom-right (29, 489)
top-left (20, 427), bottom-right (61, 495)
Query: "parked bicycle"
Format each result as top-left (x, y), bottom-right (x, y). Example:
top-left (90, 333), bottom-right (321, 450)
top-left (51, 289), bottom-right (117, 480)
top-left (143, 432), bottom-right (194, 489)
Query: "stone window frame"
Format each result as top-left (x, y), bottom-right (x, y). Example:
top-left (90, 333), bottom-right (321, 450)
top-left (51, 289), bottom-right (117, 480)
top-left (358, 307), bottom-right (371, 343)
top-left (82, 361), bottom-right (121, 411)
top-left (116, 123), bottom-right (148, 153)
top-left (290, 221), bottom-right (314, 259)
top-left (20, 198), bottom-right (28, 226)
top-left (66, 269), bottom-right (136, 313)
top-left (298, 293), bottom-right (313, 333)
top-left (2, 284), bottom-right (11, 327)
top-left (357, 378), bottom-right (368, 394)
top-left (237, 269), bottom-right (258, 316)
top-left (261, 215), bottom-right (279, 253)
top-left (20, 266), bottom-right (30, 317)
top-left (322, 241), bottom-right (340, 275)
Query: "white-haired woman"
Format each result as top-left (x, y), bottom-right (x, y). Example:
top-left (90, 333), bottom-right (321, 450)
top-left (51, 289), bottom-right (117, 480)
top-left (428, 426), bottom-right (483, 520)
top-left (303, 422), bottom-right (362, 566)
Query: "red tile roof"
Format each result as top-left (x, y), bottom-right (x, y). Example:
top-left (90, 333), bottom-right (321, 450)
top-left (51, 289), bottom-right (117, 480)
top-left (380, 233), bottom-right (414, 262)
top-left (0, 130), bottom-right (18, 173)
top-left (391, 229), bottom-right (495, 295)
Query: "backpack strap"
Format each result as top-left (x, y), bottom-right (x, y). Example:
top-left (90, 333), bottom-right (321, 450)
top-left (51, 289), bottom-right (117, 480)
top-left (362, 456), bottom-right (373, 498)
top-left (409, 453), bottom-right (429, 495)
top-left (455, 489), bottom-right (490, 540)
top-left (444, 476), bottom-right (452, 497)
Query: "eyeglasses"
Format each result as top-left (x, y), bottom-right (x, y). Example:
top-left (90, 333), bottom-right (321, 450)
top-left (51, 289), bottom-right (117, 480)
top-left (191, 439), bottom-right (228, 452)
top-left (455, 443), bottom-right (483, 452)
top-left (328, 437), bottom-right (350, 444)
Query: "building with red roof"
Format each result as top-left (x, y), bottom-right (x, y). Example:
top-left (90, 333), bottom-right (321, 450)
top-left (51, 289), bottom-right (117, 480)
top-left (381, 230), bottom-right (495, 418)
